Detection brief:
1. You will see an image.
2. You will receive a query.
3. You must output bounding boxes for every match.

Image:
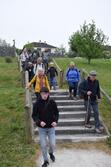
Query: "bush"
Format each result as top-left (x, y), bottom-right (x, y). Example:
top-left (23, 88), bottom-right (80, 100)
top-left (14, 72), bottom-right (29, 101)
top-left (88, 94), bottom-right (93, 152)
top-left (5, 57), bottom-right (13, 63)
top-left (106, 136), bottom-right (111, 147)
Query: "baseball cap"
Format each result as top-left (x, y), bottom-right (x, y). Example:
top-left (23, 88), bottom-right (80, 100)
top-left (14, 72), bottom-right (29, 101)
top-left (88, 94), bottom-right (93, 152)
top-left (49, 62), bottom-right (54, 66)
top-left (40, 87), bottom-right (49, 93)
top-left (89, 70), bottom-right (97, 76)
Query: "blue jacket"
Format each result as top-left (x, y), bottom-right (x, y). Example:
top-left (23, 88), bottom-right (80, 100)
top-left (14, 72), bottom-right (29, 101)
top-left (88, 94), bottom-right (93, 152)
top-left (66, 68), bottom-right (80, 83)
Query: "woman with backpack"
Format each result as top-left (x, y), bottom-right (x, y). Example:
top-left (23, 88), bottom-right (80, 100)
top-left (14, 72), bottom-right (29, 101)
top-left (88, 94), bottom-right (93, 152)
top-left (66, 61), bottom-right (80, 100)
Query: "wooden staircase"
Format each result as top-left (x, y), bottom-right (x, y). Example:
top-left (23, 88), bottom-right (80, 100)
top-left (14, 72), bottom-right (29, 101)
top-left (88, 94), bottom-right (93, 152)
top-left (32, 89), bottom-right (108, 143)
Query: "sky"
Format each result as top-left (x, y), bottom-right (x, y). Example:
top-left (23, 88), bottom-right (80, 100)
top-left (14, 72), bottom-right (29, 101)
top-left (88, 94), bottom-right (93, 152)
top-left (0, 0), bottom-right (111, 50)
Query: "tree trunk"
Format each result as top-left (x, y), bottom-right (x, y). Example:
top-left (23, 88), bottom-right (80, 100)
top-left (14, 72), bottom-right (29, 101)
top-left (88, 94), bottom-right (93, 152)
top-left (88, 58), bottom-right (91, 64)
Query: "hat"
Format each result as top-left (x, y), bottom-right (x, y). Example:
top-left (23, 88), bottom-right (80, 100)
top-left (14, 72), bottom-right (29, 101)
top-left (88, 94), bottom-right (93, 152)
top-left (50, 62), bottom-right (54, 66)
top-left (28, 62), bottom-right (32, 65)
top-left (89, 70), bottom-right (97, 76)
top-left (70, 61), bottom-right (75, 66)
top-left (40, 87), bottom-right (49, 93)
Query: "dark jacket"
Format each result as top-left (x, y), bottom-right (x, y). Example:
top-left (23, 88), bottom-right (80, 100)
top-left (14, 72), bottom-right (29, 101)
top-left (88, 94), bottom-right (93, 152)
top-left (25, 65), bottom-right (34, 81)
top-left (79, 77), bottom-right (101, 101)
top-left (32, 96), bottom-right (59, 128)
top-left (47, 67), bottom-right (58, 78)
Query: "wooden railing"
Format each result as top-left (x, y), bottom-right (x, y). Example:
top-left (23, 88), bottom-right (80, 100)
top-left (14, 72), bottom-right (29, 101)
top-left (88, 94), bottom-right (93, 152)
top-left (24, 71), bottom-right (34, 143)
top-left (53, 58), bottom-right (64, 87)
top-left (17, 55), bottom-right (33, 143)
top-left (17, 55), bottom-right (25, 87)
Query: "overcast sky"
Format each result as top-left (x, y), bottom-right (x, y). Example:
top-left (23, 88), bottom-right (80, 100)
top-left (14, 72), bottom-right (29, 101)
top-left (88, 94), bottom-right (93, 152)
top-left (0, 0), bottom-right (111, 49)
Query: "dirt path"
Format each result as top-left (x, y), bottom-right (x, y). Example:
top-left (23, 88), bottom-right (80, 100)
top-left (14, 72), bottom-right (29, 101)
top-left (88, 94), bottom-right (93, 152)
top-left (36, 142), bottom-right (111, 167)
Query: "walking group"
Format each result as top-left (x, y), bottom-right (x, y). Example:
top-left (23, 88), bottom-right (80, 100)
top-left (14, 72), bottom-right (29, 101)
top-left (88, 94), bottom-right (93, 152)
top-left (21, 47), bottom-right (104, 167)
top-left (20, 47), bottom-right (58, 93)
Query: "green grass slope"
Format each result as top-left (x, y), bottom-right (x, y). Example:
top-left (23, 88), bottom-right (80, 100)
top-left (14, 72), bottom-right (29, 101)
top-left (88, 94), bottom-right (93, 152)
top-left (55, 57), bottom-right (111, 96)
top-left (0, 57), bottom-right (36, 167)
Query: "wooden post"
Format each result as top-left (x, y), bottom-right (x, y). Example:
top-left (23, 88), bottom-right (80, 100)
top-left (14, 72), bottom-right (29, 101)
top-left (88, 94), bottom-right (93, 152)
top-left (19, 59), bottom-right (25, 87)
top-left (59, 70), bottom-right (64, 87)
top-left (53, 58), bottom-right (64, 88)
top-left (25, 71), bottom-right (33, 143)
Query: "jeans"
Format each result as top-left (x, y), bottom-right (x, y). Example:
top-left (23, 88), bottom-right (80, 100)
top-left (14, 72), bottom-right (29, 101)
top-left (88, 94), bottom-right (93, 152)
top-left (84, 100), bottom-right (101, 128)
top-left (38, 127), bottom-right (55, 161)
top-left (69, 82), bottom-right (78, 97)
top-left (49, 77), bottom-right (57, 90)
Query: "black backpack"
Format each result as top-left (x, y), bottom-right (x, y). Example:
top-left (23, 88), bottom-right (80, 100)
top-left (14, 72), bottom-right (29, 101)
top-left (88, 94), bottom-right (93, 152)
top-left (78, 79), bottom-right (87, 99)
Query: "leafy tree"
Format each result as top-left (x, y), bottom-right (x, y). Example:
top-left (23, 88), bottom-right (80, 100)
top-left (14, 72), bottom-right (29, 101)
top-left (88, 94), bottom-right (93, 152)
top-left (69, 21), bottom-right (108, 64)
top-left (55, 44), bottom-right (66, 56)
top-left (23, 42), bottom-right (33, 50)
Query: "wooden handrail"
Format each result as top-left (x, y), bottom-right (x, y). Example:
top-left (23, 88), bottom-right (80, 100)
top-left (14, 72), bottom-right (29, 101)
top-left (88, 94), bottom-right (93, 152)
top-left (24, 71), bottom-right (33, 143)
top-left (53, 58), bottom-right (64, 87)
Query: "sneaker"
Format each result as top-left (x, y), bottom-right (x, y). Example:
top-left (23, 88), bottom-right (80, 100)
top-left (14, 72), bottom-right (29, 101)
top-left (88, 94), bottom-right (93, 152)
top-left (73, 97), bottom-right (77, 100)
top-left (85, 124), bottom-right (92, 128)
top-left (95, 128), bottom-right (102, 134)
top-left (99, 126), bottom-right (104, 131)
top-left (42, 161), bottom-right (49, 167)
top-left (49, 153), bottom-right (55, 162)
top-left (69, 96), bottom-right (73, 100)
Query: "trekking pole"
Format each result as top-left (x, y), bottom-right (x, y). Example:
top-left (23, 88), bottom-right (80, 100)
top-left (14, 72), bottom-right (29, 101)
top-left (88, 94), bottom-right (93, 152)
top-left (85, 95), bottom-right (90, 125)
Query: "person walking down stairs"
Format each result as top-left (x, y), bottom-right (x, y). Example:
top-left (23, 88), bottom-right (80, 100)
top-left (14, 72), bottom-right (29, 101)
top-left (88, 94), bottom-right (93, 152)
top-left (26, 68), bottom-right (50, 99)
top-left (78, 70), bottom-right (104, 133)
top-left (66, 61), bottom-right (80, 100)
top-left (47, 62), bottom-right (58, 90)
top-left (32, 87), bottom-right (59, 167)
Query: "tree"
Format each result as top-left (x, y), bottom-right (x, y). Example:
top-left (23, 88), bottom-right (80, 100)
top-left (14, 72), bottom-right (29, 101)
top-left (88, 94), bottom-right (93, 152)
top-left (69, 20), bottom-right (108, 64)
top-left (23, 42), bottom-right (33, 50)
top-left (0, 38), bottom-right (15, 56)
top-left (55, 44), bottom-right (66, 56)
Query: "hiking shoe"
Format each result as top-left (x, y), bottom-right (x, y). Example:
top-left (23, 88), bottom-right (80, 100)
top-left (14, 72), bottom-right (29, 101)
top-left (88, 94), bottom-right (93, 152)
top-left (69, 95), bottom-right (73, 99)
top-left (73, 97), bottom-right (77, 100)
top-left (42, 161), bottom-right (49, 167)
top-left (99, 126), bottom-right (104, 131)
top-left (49, 153), bottom-right (55, 162)
top-left (95, 128), bottom-right (102, 134)
top-left (85, 124), bottom-right (92, 128)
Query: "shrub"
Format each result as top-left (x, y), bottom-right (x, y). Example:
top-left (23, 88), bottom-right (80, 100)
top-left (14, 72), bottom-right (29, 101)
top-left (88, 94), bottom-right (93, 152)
top-left (106, 136), bottom-right (111, 147)
top-left (5, 57), bottom-right (13, 63)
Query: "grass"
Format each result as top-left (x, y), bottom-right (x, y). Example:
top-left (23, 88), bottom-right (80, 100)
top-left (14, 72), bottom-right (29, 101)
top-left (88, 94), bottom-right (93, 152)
top-left (1, 56), bottom-right (111, 165)
top-left (58, 141), bottom-right (111, 155)
top-left (0, 57), bottom-right (38, 167)
top-left (55, 57), bottom-right (111, 96)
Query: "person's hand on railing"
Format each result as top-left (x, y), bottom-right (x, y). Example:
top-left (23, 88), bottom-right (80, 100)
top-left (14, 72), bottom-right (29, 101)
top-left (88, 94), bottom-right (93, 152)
top-left (25, 83), bottom-right (31, 89)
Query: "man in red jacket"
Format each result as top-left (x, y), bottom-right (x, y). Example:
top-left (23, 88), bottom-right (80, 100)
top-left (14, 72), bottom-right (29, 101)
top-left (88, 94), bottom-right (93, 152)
top-left (32, 87), bottom-right (59, 167)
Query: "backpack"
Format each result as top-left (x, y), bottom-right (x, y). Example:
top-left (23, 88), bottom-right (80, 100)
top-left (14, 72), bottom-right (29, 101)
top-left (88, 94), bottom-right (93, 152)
top-left (78, 79), bottom-right (87, 99)
top-left (66, 68), bottom-right (80, 81)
